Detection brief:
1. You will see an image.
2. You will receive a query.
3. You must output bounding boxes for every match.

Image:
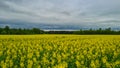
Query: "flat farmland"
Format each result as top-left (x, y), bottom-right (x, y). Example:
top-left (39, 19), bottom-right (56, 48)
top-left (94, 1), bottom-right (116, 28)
top-left (0, 35), bottom-right (120, 68)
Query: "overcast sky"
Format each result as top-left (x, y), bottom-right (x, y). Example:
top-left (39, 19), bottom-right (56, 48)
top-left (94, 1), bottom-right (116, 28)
top-left (0, 0), bottom-right (120, 28)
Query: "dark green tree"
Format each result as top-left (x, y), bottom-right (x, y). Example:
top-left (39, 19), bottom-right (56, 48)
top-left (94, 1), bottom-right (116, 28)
top-left (4, 26), bottom-right (10, 34)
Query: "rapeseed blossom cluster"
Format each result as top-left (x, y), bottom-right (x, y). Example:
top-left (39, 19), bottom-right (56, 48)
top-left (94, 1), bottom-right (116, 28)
top-left (0, 35), bottom-right (120, 68)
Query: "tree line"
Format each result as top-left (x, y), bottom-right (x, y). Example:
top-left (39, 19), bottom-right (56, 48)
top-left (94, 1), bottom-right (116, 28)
top-left (0, 26), bottom-right (44, 34)
top-left (0, 26), bottom-right (120, 35)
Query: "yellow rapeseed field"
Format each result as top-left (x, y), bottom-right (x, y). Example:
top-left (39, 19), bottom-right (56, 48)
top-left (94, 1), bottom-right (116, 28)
top-left (0, 35), bottom-right (120, 68)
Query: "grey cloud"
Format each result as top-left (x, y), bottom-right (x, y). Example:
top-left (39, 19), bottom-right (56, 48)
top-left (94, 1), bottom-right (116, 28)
top-left (0, 0), bottom-right (120, 28)
top-left (0, 1), bottom-right (10, 10)
top-left (59, 11), bottom-right (72, 16)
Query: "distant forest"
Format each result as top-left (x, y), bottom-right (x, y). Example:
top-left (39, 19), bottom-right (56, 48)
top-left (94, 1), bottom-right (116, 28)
top-left (0, 26), bottom-right (120, 35)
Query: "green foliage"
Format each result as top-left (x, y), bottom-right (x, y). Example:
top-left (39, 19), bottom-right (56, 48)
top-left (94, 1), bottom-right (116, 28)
top-left (0, 26), bottom-right (120, 34)
top-left (0, 26), bottom-right (44, 35)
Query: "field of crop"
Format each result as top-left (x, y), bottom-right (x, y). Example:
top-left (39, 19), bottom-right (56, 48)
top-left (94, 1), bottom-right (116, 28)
top-left (0, 35), bottom-right (120, 68)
